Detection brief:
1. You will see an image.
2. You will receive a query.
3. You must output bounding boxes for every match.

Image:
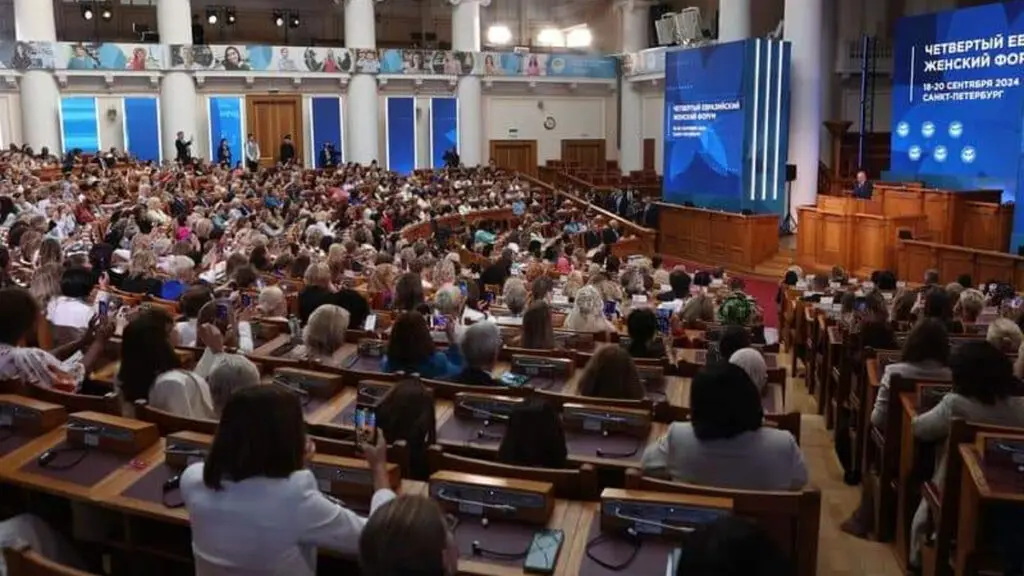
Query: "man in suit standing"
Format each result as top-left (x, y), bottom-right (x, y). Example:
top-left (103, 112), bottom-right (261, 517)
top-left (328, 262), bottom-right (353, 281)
top-left (175, 131), bottom-right (192, 165)
top-left (278, 134), bottom-right (296, 166)
top-left (853, 169), bottom-right (873, 199)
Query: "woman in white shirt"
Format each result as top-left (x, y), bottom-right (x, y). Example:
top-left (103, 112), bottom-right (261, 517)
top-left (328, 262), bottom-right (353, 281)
top-left (641, 363), bottom-right (807, 492)
top-left (46, 267), bottom-right (95, 332)
top-left (118, 307), bottom-right (216, 420)
top-left (181, 385), bottom-right (395, 576)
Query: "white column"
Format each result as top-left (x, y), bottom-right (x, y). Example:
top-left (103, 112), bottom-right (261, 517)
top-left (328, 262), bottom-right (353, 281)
top-left (451, 0), bottom-right (487, 167)
top-left (346, 0), bottom-right (380, 165)
top-left (718, 0), bottom-right (751, 43)
top-left (619, 0), bottom-right (648, 174)
top-left (784, 0), bottom-right (822, 220)
top-left (158, 0), bottom-right (197, 162)
top-left (14, 0), bottom-right (60, 153)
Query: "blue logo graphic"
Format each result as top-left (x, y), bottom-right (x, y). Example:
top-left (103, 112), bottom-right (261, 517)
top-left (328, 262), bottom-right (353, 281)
top-left (961, 146), bottom-right (977, 164)
top-left (934, 145), bottom-right (948, 162)
top-left (949, 121), bottom-right (963, 138)
top-left (921, 121), bottom-right (936, 138)
top-left (908, 145), bottom-right (922, 161)
top-left (896, 121), bottom-right (910, 138)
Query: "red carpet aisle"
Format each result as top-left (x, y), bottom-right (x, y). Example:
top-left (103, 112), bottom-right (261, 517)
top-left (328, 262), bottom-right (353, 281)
top-left (662, 258), bottom-right (781, 329)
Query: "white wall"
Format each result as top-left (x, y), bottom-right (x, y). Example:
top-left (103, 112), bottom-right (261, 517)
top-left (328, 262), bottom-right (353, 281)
top-left (641, 90), bottom-right (663, 174)
top-left (484, 94), bottom-right (616, 165)
top-left (0, 93), bottom-right (22, 149)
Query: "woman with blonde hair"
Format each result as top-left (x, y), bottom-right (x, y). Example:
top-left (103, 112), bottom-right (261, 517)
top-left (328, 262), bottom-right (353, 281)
top-left (302, 304), bottom-right (350, 363)
top-left (564, 271), bottom-right (585, 300)
top-left (36, 238), bottom-right (62, 268)
top-left (563, 285), bottom-right (615, 333)
top-left (29, 263), bottom-right (61, 309)
top-left (121, 248), bottom-right (163, 296)
top-left (987, 318), bottom-right (1023, 354)
top-left (954, 288), bottom-right (985, 325)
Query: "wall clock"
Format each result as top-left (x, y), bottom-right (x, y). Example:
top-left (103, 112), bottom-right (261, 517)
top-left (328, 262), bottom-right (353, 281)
top-left (543, 116), bottom-right (556, 130)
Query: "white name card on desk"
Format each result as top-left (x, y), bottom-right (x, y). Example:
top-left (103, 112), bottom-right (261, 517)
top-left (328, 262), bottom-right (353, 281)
top-left (552, 295), bottom-right (569, 305)
top-left (495, 316), bottom-right (524, 327)
top-left (632, 295), bottom-right (648, 304)
top-left (710, 279), bottom-right (724, 287)
top-left (829, 282), bottom-right (840, 289)
top-left (819, 297), bottom-right (834, 307)
top-left (795, 281), bottom-right (808, 290)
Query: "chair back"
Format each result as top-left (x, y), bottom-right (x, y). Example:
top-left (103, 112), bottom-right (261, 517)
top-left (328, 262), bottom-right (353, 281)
top-left (427, 445), bottom-right (599, 500)
top-left (134, 399), bottom-right (217, 435)
top-left (3, 543), bottom-right (97, 576)
top-left (624, 470), bottom-right (821, 576)
top-left (26, 383), bottom-right (121, 416)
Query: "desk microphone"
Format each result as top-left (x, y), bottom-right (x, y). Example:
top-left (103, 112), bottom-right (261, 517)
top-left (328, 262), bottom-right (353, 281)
top-left (456, 403), bottom-right (511, 426)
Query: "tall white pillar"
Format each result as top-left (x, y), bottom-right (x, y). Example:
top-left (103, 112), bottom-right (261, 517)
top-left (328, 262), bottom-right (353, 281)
top-left (784, 0), bottom-right (822, 220)
top-left (451, 0), bottom-right (486, 167)
top-left (346, 0), bottom-right (380, 165)
top-left (619, 0), bottom-right (649, 174)
top-left (14, 0), bottom-right (60, 154)
top-left (718, 0), bottom-right (751, 43)
top-left (158, 0), bottom-right (197, 162)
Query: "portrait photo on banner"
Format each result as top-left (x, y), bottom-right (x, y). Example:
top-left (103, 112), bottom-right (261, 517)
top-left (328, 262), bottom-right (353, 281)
top-left (0, 41), bottom-right (56, 70)
top-left (62, 43), bottom-right (163, 71)
top-left (377, 49), bottom-right (475, 75)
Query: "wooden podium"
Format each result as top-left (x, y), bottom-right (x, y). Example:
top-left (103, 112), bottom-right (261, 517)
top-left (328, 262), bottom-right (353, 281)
top-left (817, 195), bottom-right (883, 216)
top-left (656, 203), bottom-right (780, 270)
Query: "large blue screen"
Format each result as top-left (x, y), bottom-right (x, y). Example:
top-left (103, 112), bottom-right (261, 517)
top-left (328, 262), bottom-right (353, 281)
top-left (60, 96), bottom-right (99, 154)
top-left (123, 97), bottom-right (161, 163)
top-left (662, 39), bottom-right (790, 215)
top-left (430, 97), bottom-right (458, 169)
top-left (386, 97), bottom-right (416, 175)
top-left (208, 96), bottom-right (243, 167)
top-left (311, 96), bottom-right (343, 167)
top-left (890, 2), bottom-right (1024, 249)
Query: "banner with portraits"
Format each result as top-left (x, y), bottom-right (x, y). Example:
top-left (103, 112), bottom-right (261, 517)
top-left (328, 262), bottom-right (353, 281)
top-left (0, 41), bottom-right (618, 79)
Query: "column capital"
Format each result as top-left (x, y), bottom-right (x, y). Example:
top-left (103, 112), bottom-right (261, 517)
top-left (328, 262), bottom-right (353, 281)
top-left (448, 0), bottom-right (490, 7)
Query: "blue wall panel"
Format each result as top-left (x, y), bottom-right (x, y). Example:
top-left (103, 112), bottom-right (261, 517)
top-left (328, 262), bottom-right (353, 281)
top-left (311, 96), bottom-right (343, 167)
top-left (60, 96), bottom-right (99, 154)
top-left (208, 96), bottom-right (244, 166)
top-left (123, 97), bottom-right (161, 162)
top-left (386, 96), bottom-right (416, 174)
top-left (430, 97), bottom-right (458, 168)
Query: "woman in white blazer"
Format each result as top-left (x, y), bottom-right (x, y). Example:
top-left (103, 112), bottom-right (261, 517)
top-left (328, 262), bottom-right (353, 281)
top-left (180, 386), bottom-right (395, 576)
top-left (641, 363), bottom-right (807, 492)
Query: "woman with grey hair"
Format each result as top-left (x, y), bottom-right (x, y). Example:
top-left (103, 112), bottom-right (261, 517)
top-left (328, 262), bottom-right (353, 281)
top-left (447, 321), bottom-right (501, 386)
top-left (563, 285), bottom-right (615, 333)
top-left (207, 354), bottom-right (262, 415)
top-left (302, 304), bottom-right (350, 363)
top-left (432, 284), bottom-right (466, 340)
top-left (502, 278), bottom-right (529, 316)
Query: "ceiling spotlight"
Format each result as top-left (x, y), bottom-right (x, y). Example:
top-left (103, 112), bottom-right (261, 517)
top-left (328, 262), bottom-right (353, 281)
top-left (81, 4), bottom-right (94, 20)
top-left (272, 10), bottom-right (284, 27)
top-left (566, 27), bottom-right (592, 48)
top-left (100, 4), bottom-right (113, 21)
top-left (289, 12), bottom-right (300, 29)
top-left (206, 8), bottom-right (218, 25)
top-left (487, 24), bottom-right (512, 45)
top-left (225, 8), bottom-right (236, 25)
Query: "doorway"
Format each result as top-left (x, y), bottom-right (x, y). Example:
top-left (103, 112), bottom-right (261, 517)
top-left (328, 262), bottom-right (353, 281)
top-left (245, 95), bottom-right (303, 166)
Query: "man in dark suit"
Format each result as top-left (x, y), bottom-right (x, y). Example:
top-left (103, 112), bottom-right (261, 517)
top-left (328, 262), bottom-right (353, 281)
top-left (853, 170), bottom-right (873, 199)
top-left (174, 131), bottom-right (192, 165)
top-left (279, 134), bottom-right (296, 165)
top-left (601, 221), bottom-right (620, 246)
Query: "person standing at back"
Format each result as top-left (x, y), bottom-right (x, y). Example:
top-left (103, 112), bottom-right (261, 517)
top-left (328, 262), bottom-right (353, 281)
top-left (244, 134), bottom-right (260, 172)
top-left (279, 134), bottom-right (296, 166)
top-left (175, 131), bottom-right (192, 165)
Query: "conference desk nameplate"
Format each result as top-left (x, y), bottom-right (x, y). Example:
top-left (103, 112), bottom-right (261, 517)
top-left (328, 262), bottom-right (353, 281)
top-left (272, 368), bottom-right (345, 399)
top-left (164, 431), bottom-right (213, 470)
top-left (66, 412), bottom-right (159, 455)
top-left (562, 404), bottom-right (651, 438)
top-left (598, 488), bottom-right (733, 537)
top-left (429, 470), bottom-right (554, 525)
top-left (0, 395), bottom-right (66, 436)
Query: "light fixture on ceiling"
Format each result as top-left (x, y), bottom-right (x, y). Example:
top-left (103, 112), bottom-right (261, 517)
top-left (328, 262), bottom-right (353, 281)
top-left (289, 11), bottom-right (300, 29)
top-left (81, 4), bottom-right (94, 20)
top-left (225, 8), bottom-right (236, 25)
top-left (565, 26), bottom-right (592, 48)
top-left (100, 3), bottom-right (113, 21)
top-left (536, 27), bottom-right (564, 47)
top-left (272, 10), bottom-right (285, 27)
top-left (487, 24), bottom-right (512, 45)
top-left (206, 8), bottom-right (219, 25)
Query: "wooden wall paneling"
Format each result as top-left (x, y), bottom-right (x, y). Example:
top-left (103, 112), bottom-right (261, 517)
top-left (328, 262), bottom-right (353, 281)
top-left (642, 139), bottom-right (656, 171)
top-left (246, 95), bottom-right (303, 167)
top-left (898, 242), bottom-right (936, 283)
top-left (854, 217), bottom-right (887, 272)
top-left (560, 139), bottom-right (607, 169)
top-left (489, 140), bottom-right (538, 176)
top-left (656, 204), bottom-right (779, 271)
top-left (976, 253), bottom-right (1016, 284)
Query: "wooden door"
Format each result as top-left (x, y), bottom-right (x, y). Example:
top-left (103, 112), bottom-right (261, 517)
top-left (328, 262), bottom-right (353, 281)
top-left (560, 139), bottom-right (606, 169)
top-left (643, 138), bottom-right (656, 171)
top-left (246, 95), bottom-right (303, 167)
top-left (489, 140), bottom-right (538, 176)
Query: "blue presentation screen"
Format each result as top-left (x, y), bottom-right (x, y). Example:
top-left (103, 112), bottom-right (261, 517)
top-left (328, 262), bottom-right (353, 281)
top-left (891, 2), bottom-right (1024, 249)
top-left (387, 97), bottom-right (416, 174)
top-left (430, 97), bottom-right (458, 169)
top-left (208, 96), bottom-right (243, 166)
top-left (60, 96), bottom-right (99, 154)
top-left (123, 97), bottom-right (160, 162)
top-left (311, 96), bottom-right (343, 167)
top-left (662, 39), bottom-right (790, 215)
